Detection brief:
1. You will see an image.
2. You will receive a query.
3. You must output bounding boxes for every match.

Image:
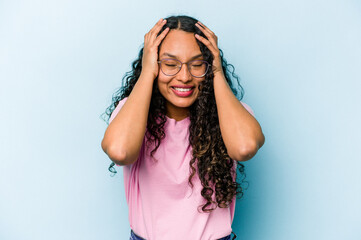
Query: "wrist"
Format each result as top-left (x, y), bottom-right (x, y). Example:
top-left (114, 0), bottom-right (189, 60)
top-left (140, 70), bottom-right (157, 80)
top-left (213, 69), bottom-right (225, 79)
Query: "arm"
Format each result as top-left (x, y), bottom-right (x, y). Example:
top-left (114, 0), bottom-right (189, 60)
top-left (101, 72), bottom-right (154, 166)
top-left (101, 18), bottom-right (169, 166)
top-left (194, 21), bottom-right (265, 162)
top-left (213, 72), bottom-right (265, 162)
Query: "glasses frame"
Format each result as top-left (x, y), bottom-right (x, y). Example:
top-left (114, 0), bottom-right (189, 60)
top-left (157, 58), bottom-right (210, 78)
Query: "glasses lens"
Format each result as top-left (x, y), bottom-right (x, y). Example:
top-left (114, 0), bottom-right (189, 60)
top-left (189, 60), bottom-right (208, 77)
top-left (160, 59), bottom-right (180, 75)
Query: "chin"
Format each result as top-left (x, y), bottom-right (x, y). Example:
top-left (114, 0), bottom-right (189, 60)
top-left (168, 97), bottom-right (196, 108)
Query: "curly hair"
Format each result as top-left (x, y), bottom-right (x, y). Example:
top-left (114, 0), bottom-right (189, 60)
top-left (101, 15), bottom-right (248, 213)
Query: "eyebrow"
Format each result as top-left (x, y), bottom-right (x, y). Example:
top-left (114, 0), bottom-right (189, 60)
top-left (161, 52), bottom-right (204, 61)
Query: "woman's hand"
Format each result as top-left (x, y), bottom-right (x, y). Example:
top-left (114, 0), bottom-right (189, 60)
top-left (194, 22), bottom-right (224, 77)
top-left (141, 18), bottom-right (170, 79)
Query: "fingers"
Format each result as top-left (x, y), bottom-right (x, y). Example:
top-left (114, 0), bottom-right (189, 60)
top-left (141, 18), bottom-right (170, 78)
top-left (194, 21), bottom-right (221, 64)
top-left (197, 21), bottom-right (215, 36)
top-left (146, 18), bottom-right (167, 40)
top-left (150, 18), bottom-right (165, 33)
top-left (195, 21), bottom-right (218, 47)
top-left (154, 27), bottom-right (169, 46)
top-left (152, 19), bottom-right (167, 34)
top-left (195, 33), bottom-right (218, 54)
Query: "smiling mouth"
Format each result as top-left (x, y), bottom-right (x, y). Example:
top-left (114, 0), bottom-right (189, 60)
top-left (171, 87), bottom-right (195, 92)
top-left (171, 86), bottom-right (195, 97)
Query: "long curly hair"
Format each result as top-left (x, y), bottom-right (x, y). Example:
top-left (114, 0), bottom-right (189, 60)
top-left (101, 15), bottom-right (248, 213)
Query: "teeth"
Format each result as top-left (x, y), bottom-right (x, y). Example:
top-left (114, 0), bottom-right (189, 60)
top-left (173, 87), bottom-right (193, 92)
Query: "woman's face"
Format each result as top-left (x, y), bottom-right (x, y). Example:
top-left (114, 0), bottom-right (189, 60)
top-left (157, 29), bottom-right (206, 119)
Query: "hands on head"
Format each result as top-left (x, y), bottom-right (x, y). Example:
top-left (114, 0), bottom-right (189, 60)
top-left (141, 18), bottom-right (170, 79)
top-left (194, 21), bottom-right (223, 77)
top-left (141, 17), bottom-right (224, 80)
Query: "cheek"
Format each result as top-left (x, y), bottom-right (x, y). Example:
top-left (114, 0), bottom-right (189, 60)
top-left (157, 73), bottom-right (172, 86)
top-left (156, 77), bottom-right (170, 95)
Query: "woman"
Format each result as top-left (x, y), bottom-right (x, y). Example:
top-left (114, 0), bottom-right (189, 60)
top-left (101, 15), bottom-right (265, 240)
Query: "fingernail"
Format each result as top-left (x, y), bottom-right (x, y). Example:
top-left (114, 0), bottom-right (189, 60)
top-left (163, 19), bottom-right (167, 22)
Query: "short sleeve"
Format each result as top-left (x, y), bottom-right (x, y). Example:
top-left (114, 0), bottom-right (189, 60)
top-left (240, 101), bottom-right (255, 117)
top-left (109, 97), bottom-right (128, 124)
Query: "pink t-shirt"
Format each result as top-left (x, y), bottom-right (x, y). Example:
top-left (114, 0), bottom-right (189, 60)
top-left (109, 97), bottom-right (255, 240)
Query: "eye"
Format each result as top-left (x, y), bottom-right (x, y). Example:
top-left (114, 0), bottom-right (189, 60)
top-left (162, 59), bottom-right (179, 67)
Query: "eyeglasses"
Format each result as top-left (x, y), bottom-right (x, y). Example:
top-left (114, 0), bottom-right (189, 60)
top-left (157, 58), bottom-right (210, 78)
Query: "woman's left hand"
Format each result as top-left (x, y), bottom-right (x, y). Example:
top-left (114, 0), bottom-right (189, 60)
top-left (194, 21), bottom-right (224, 77)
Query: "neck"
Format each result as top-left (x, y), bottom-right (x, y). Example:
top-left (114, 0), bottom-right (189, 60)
top-left (166, 103), bottom-right (190, 121)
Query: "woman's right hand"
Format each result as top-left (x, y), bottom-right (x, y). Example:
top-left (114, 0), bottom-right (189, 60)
top-left (141, 18), bottom-right (170, 79)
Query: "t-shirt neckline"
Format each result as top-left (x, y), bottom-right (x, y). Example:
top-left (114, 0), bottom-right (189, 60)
top-left (165, 115), bottom-right (190, 124)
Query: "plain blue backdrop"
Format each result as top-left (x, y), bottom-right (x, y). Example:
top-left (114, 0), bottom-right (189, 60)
top-left (0, 0), bottom-right (360, 239)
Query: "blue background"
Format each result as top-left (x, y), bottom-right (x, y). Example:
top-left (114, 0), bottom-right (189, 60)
top-left (1, 0), bottom-right (360, 239)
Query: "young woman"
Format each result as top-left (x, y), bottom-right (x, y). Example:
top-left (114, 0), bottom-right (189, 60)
top-left (101, 15), bottom-right (265, 240)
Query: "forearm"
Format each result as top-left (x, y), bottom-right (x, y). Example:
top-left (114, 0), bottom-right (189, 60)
top-left (213, 72), bottom-right (265, 161)
top-left (102, 72), bottom-right (155, 165)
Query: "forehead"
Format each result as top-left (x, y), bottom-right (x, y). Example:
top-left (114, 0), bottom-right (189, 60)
top-left (159, 30), bottom-right (202, 60)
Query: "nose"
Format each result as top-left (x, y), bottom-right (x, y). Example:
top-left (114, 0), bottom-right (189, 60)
top-left (176, 63), bottom-right (192, 82)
